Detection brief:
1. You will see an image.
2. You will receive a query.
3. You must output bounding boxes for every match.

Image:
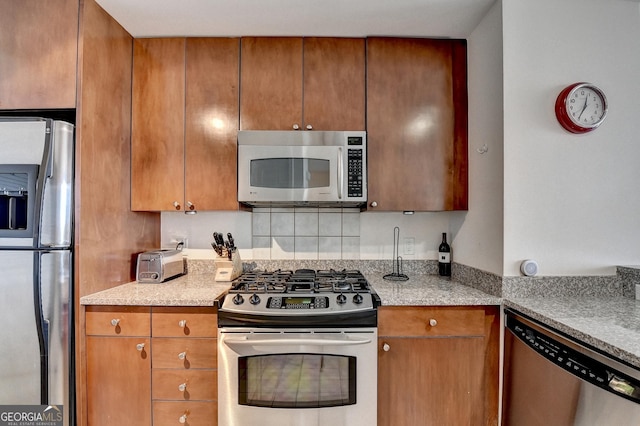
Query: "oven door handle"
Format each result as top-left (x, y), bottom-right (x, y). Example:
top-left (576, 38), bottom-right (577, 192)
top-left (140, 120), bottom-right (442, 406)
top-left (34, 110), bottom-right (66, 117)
top-left (222, 336), bottom-right (372, 347)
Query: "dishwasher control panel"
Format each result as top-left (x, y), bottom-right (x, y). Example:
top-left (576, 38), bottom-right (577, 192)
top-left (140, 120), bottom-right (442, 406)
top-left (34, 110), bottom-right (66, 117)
top-left (506, 314), bottom-right (640, 404)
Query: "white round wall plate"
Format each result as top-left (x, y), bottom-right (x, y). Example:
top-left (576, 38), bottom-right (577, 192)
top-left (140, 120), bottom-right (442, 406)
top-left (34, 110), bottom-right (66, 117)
top-left (520, 260), bottom-right (539, 277)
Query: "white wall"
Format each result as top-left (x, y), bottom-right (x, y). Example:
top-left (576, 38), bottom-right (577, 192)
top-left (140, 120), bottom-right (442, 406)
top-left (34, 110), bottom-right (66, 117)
top-left (453, 0), bottom-right (504, 276)
top-left (502, 0), bottom-right (640, 276)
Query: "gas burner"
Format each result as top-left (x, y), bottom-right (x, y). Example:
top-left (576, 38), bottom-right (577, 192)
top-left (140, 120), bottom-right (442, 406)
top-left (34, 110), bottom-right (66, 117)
top-left (227, 268), bottom-right (372, 295)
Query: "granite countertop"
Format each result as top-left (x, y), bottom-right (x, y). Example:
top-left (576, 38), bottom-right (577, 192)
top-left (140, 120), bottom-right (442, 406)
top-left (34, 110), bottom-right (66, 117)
top-left (79, 271), bottom-right (502, 307)
top-left (79, 273), bottom-right (230, 306)
top-left (504, 297), bottom-right (640, 370)
top-left (79, 264), bottom-right (640, 369)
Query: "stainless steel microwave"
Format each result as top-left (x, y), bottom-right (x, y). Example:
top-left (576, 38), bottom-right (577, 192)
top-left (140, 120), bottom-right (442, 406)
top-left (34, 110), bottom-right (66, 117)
top-left (237, 130), bottom-right (367, 207)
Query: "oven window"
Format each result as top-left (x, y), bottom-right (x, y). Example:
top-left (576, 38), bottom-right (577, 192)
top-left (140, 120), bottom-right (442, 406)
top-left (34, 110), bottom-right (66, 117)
top-left (250, 158), bottom-right (330, 189)
top-left (238, 353), bottom-right (356, 408)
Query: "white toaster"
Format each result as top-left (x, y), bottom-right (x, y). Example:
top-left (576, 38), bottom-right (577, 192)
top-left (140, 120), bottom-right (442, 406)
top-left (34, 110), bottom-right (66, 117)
top-left (136, 249), bottom-right (184, 283)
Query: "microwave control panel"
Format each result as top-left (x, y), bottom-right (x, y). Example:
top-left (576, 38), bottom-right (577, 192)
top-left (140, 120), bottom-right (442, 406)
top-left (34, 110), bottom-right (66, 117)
top-left (347, 136), bottom-right (364, 198)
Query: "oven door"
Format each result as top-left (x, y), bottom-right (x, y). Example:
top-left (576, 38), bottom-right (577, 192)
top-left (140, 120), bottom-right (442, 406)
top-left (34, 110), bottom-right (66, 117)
top-left (218, 328), bottom-right (377, 426)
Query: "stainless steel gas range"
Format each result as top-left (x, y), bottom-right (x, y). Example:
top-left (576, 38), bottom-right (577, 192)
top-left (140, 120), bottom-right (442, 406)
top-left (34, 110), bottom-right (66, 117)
top-left (217, 269), bottom-right (380, 426)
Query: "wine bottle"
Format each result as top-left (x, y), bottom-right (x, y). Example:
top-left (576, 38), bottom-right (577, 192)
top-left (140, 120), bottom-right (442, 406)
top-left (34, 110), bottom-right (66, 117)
top-left (438, 232), bottom-right (451, 276)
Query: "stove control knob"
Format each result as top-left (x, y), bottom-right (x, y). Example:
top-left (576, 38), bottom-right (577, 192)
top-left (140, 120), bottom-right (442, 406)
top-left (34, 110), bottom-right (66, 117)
top-left (232, 294), bottom-right (244, 305)
top-left (250, 294), bottom-right (261, 305)
top-left (337, 293), bottom-right (347, 305)
top-left (353, 293), bottom-right (364, 304)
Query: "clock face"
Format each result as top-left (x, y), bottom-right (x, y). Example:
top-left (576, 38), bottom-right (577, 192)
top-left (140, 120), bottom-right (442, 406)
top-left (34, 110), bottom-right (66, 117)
top-left (555, 83), bottom-right (608, 133)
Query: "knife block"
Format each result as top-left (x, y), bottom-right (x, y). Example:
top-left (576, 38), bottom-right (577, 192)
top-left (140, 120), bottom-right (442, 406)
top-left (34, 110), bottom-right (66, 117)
top-left (214, 251), bottom-right (243, 282)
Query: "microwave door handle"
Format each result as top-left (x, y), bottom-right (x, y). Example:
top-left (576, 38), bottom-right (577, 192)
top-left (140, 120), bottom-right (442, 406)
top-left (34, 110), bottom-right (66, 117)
top-left (338, 147), bottom-right (343, 200)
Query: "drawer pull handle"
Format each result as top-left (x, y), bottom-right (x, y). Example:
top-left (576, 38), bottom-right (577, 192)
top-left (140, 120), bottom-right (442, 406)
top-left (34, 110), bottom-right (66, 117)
top-left (429, 319), bottom-right (438, 327)
top-left (382, 343), bottom-right (390, 352)
top-left (178, 383), bottom-right (187, 392)
top-left (110, 319), bottom-right (120, 327)
top-left (178, 351), bottom-right (187, 360)
top-left (179, 413), bottom-right (188, 424)
top-left (136, 343), bottom-right (145, 352)
top-left (178, 320), bottom-right (187, 328)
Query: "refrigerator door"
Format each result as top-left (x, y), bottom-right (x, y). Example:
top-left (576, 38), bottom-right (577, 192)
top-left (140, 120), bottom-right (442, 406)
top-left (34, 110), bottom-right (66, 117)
top-left (0, 250), bottom-right (71, 426)
top-left (39, 121), bottom-right (74, 248)
top-left (0, 251), bottom-right (42, 404)
top-left (40, 249), bottom-right (72, 425)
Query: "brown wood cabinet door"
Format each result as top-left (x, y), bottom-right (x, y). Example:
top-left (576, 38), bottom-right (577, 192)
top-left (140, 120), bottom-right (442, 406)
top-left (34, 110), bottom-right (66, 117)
top-left (303, 38), bottom-right (365, 131)
top-left (86, 336), bottom-right (151, 426)
top-left (240, 37), bottom-right (303, 130)
top-left (131, 38), bottom-right (186, 211)
top-left (185, 38), bottom-right (240, 211)
top-left (377, 336), bottom-right (485, 426)
top-left (0, 0), bottom-right (78, 109)
top-left (366, 37), bottom-right (468, 211)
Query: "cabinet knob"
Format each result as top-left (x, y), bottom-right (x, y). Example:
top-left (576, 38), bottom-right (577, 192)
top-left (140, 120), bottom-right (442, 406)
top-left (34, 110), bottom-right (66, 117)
top-left (382, 343), bottom-right (390, 352)
top-left (429, 318), bottom-right (438, 327)
top-left (178, 351), bottom-right (187, 360)
top-left (186, 201), bottom-right (195, 211)
top-left (292, 124), bottom-right (300, 130)
top-left (173, 201), bottom-right (181, 211)
top-left (178, 382), bottom-right (187, 392)
top-left (110, 318), bottom-right (120, 327)
top-left (179, 413), bottom-right (188, 424)
top-left (136, 343), bottom-right (145, 352)
top-left (370, 201), bottom-right (378, 208)
top-left (306, 124), bottom-right (313, 130)
top-left (178, 319), bottom-right (187, 328)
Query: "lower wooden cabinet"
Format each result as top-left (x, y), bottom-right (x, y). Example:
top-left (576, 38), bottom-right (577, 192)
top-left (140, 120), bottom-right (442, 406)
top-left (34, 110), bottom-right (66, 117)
top-left (85, 306), bottom-right (152, 426)
top-left (84, 306), bottom-right (217, 426)
top-left (378, 306), bottom-right (499, 426)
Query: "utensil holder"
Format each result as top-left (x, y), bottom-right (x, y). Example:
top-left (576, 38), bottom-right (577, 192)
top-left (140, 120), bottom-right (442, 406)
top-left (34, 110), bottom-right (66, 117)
top-left (214, 251), bottom-right (243, 282)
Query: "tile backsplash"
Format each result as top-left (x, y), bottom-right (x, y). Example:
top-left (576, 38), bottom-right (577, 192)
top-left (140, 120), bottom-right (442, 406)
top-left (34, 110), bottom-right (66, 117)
top-left (252, 208), bottom-right (361, 260)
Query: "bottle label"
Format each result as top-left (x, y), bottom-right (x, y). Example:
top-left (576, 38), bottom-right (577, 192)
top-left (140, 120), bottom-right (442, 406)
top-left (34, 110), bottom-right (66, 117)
top-left (439, 252), bottom-right (451, 263)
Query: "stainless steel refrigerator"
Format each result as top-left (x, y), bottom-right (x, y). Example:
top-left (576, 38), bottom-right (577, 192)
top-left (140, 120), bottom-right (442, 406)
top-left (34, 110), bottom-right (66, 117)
top-left (0, 117), bottom-right (74, 425)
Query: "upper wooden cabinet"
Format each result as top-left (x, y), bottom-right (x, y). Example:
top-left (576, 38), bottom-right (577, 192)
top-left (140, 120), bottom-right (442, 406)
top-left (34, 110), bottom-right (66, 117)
top-left (0, 0), bottom-right (78, 109)
top-left (366, 37), bottom-right (468, 211)
top-left (132, 38), bottom-right (240, 211)
top-left (240, 37), bottom-right (365, 131)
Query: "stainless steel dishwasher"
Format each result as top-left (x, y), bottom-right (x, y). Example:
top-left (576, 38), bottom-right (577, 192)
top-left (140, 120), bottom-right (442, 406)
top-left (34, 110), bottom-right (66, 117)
top-left (503, 309), bottom-right (640, 426)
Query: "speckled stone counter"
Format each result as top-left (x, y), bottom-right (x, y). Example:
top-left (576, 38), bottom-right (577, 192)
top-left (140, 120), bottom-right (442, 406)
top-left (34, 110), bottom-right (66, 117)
top-left (504, 297), bottom-right (640, 369)
top-left (367, 274), bottom-right (501, 306)
top-left (79, 273), bottom-right (229, 306)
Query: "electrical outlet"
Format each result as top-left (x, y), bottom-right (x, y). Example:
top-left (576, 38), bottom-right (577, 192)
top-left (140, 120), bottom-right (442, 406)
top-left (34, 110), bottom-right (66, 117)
top-left (403, 237), bottom-right (415, 255)
top-left (170, 236), bottom-right (188, 249)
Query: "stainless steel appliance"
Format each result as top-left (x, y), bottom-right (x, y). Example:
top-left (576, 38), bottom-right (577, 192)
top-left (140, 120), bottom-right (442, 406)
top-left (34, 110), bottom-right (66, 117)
top-left (0, 118), bottom-right (74, 425)
top-left (136, 248), bottom-right (184, 283)
top-left (503, 309), bottom-right (640, 425)
top-left (218, 269), bottom-right (379, 426)
top-left (237, 131), bottom-right (367, 207)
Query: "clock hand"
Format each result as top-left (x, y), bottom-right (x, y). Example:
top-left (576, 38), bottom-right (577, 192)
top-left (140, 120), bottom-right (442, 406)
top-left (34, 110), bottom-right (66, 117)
top-left (578, 93), bottom-right (589, 119)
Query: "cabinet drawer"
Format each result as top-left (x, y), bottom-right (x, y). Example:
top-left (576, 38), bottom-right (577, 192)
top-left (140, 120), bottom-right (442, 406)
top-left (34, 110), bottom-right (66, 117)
top-left (152, 307), bottom-right (217, 337)
top-left (153, 401), bottom-right (217, 426)
top-left (152, 338), bottom-right (217, 369)
top-left (86, 306), bottom-right (151, 336)
top-left (378, 306), bottom-right (485, 337)
top-left (152, 369), bottom-right (217, 401)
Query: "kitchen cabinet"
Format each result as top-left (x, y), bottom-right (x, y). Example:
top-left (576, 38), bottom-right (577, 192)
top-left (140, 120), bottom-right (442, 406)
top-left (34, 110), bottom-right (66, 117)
top-left (240, 37), bottom-right (365, 131)
top-left (132, 37), bottom-right (240, 211)
top-left (151, 307), bottom-right (218, 426)
top-left (84, 306), bottom-right (218, 426)
top-left (366, 37), bottom-right (468, 211)
top-left (0, 0), bottom-right (78, 109)
top-left (378, 306), bottom-right (499, 426)
top-left (86, 306), bottom-right (152, 426)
